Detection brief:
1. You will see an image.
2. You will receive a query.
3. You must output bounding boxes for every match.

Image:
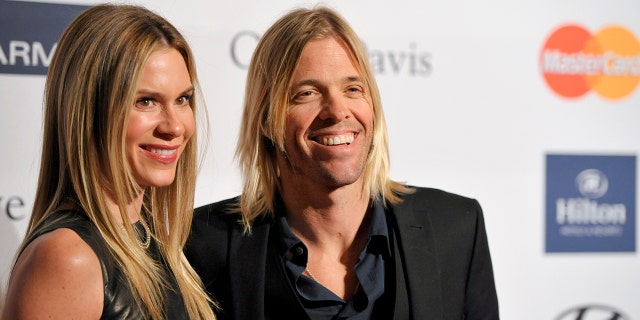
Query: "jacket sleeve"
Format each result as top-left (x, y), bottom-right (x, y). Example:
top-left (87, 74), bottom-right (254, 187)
top-left (463, 199), bottom-right (500, 319)
top-left (397, 187), bottom-right (499, 319)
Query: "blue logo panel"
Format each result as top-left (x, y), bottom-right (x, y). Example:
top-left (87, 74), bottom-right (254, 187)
top-left (0, 1), bottom-right (88, 75)
top-left (546, 154), bottom-right (636, 252)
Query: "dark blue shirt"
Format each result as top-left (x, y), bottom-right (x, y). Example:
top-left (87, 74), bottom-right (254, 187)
top-left (276, 200), bottom-right (390, 320)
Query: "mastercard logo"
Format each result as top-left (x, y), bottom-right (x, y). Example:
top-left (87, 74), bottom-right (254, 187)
top-left (540, 24), bottom-right (640, 100)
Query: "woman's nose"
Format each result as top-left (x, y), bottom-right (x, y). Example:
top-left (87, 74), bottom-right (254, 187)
top-left (157, 107), bottom-right (185, 137)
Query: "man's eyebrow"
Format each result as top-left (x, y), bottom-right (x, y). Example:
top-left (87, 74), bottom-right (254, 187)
top-left (291, 76), bottom-right (363, 88)
top-left (290, 79), bottom-right (320, 88)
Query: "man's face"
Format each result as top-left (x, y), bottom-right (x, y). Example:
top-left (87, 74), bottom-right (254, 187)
top-left (277, 36), bottom-right (374, 193)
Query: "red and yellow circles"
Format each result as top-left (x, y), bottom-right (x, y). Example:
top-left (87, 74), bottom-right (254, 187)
top-left (540, 24), bottom-right (640, 100)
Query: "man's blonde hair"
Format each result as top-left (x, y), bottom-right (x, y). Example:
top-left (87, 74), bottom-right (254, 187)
top-left (236, 6), bottom-right (412, 231)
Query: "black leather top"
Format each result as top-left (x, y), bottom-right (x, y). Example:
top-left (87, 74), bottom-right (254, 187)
top-left (26, 210), bottom-right (187, 319)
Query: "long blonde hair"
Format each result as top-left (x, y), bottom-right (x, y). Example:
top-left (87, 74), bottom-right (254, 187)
top-left (236, 6), bottom-right (413, 231)
top-left (23, 4), bottom-right (214, 319)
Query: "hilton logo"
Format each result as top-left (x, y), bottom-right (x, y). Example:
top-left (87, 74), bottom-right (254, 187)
top-left (575, 169), bottom-right (608, 199)
top-left (555, 304), bottom-right (630, 320)
top-left (545, 154), bottom-right (636, 253)
top-left (555, 168), bottom-right (624, 227)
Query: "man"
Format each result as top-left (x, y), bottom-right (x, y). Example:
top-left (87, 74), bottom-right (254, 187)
top-left (186, 6), bottom-right (499, 320)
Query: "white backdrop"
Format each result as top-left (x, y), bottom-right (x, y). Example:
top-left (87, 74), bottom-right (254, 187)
top-left (1, 0), bottom-right (639, 318)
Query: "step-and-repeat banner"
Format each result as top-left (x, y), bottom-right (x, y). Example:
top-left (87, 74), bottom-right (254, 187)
top-left (1, 0), bottom-right (638, 318)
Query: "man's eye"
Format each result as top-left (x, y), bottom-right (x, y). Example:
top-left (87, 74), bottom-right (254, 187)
top-left (348, 86), bottom-right (362, 92)
top-left (293, 90), bottom-right (315, 101)
top-left (295, 91), bottom-right (313, 98)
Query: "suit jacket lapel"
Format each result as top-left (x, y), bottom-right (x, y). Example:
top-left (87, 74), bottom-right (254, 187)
top-left (391, 192), bottom-right (444, 319)
top-left (229, 219), bottom-right (308, 320)
top-left (391, 222), bottom-right (410, 320)
top-left (264, 224), bottom-right (309, 320)
top-left (228, 222), bottom-right (270, 320)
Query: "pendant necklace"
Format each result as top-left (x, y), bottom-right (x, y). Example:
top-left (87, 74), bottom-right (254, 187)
top-left (137, 217), bottom-right (151, 249)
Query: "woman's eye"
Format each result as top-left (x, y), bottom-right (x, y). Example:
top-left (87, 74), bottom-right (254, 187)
top-left (177, 95), bottom-right (192, 106)
top-left (135, 98), bottom-right (155, 109)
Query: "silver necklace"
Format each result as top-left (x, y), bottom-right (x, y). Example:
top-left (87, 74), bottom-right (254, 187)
top-left (304, 267), bottom-right (361, 297)
top-left (303, 268), bottom-right (316, 281)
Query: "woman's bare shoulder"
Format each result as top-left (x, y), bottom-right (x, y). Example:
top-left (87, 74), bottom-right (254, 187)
top-left (1, 228), bottom-right (103, 320)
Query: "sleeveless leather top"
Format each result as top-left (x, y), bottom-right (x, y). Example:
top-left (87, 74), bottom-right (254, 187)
top-left (28, 210), bottom-right (188, 319)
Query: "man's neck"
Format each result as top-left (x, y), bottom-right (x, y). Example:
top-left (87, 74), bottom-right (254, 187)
top-left (282, 182), bottom-right (370, 247)
top-left (281, 183), bottom-right (372, 300)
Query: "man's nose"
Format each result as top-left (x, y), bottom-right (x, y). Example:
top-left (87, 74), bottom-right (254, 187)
top-left (319, 92), bottom-right (351, 121)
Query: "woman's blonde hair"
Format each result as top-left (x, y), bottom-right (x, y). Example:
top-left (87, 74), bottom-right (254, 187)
top-left (237, 6), bottom-right (412, 231)
top-left (23, 4), bottom-right (214, 319)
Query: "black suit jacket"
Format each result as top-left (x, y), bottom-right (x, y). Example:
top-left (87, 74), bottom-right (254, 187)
top-left (185, 187), bottom-right (499, 319)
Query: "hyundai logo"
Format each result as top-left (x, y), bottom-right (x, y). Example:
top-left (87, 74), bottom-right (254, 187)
top-left (555, 304), bottom-right (629, 320)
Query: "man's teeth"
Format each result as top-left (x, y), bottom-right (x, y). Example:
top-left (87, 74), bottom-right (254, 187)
top-left (148, 147), bottom-right (177, 155)
top-left (321, 134), bottom-right (354, 146)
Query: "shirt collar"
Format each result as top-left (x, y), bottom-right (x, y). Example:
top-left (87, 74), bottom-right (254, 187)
top-left (276, 198), bottom-right (391, 263)
top-left (365, 198), bottom-right (391, 259)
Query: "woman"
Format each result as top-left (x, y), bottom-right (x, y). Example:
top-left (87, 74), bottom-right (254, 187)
top-left (1, 4), bottom-right (215, 319)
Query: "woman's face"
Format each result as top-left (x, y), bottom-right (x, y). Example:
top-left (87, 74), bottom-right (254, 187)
top-left (125, 47), bottom-right (195, 188)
